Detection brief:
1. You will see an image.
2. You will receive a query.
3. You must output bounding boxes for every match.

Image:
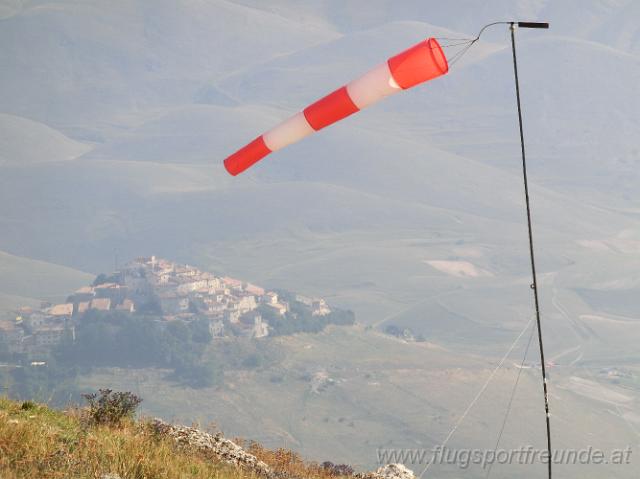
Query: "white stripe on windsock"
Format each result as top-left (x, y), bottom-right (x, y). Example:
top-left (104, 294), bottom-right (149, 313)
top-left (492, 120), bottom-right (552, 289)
top-left (262, 112), bottom-right (315, 152)
top-left (346, 62), bottom-right (401, 109)
top-left (262, 63), bottom-right (401, 152)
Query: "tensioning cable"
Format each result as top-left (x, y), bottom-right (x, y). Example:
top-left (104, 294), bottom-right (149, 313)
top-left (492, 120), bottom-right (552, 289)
top-left (417, 317), bottom-right (535, 479)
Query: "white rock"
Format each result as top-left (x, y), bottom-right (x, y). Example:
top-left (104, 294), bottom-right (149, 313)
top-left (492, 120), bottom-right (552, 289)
top-left (374, 464), bottom-right (416, 479)
top-left (151, 418), bottom-right (273, 477)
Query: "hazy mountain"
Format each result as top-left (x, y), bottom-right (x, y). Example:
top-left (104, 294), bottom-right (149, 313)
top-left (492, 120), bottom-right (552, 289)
top-left (0, 113), bottom-right (91, 166)
top-left (0, 249), bottom-right (93, 312)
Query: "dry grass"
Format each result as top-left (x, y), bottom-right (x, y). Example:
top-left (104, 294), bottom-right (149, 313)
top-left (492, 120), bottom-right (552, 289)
top-left (0, 396), bottom-right (257, 479)
top-left (0, 397), bottom-right (353, 479)
top-left (248, 443), bottom-right (332, 479)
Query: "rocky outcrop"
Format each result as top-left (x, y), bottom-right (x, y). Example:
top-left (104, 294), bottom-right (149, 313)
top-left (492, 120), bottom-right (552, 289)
top-left (152, 418), bottom-right (415, 479)
top-left (151, 418), bottom-right (273, 477)
top-left (357, 464), bottom-right (416, 479)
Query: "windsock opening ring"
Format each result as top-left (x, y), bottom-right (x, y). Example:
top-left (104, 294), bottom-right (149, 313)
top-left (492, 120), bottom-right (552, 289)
top-left (387, 38), bottom-right (448, 89)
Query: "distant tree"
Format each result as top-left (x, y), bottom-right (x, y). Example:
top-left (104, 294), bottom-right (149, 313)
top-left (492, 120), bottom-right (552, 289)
top-left (327, 309), bottom-right (355, 326)
top-left (135, 293), bottom-right (162, 314)
top-left (172, 359), bottom-right (223, 389)
top-left (264, 304), bottom-right (354, 337)
top-left (8, 360), bottom-right (80, 406)
top-left (189, 318), bottom-right (212, 343)
top-left (188, 300), bottom-right (201, 314)
top-left (92, 273), bottom-right (121, 286)
top-left (269, 374), bottom-right (284, 383)
top-left (384, 325), bottom-right (402, 337)
top-left (166, 321), bottom-right (190, 342)
top-left (92, 273), bottom-right (109, 286)
top-left (257, 304), bottom-right (280, 323)
top-left (241, 353), bottom-right (262, 369)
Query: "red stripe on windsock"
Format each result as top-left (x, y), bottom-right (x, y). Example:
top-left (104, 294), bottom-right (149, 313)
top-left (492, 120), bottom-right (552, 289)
top-left (388, 38), bottom-right (448, 89)
top-left (303, 86), bottom-right (360, 131)
top-left (223, 136), bottom-right (271, 176)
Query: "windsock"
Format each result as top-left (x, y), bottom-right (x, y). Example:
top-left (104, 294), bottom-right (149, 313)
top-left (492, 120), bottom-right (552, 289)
top-left (224, 38), bottom-right (449, 176)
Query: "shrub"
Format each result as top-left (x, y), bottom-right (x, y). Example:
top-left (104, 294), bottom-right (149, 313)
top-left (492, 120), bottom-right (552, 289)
top-left (82, 389), bottom-right (142, 426)
top-left (172, 359), bottom-right (223, 389)
top-left (241, 353), bottom-right (262, 369)
top-left (248, 442), bottom-right (355, 479)
top-left (321, 461), bottom-right (355, 476)
top-left (20, 400), bottom-right (36, 410)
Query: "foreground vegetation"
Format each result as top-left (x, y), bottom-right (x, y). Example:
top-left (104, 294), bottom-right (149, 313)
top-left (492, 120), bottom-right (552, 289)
top-left (0, 396), bottom-right (224, 478)
top-left (0, 395), bottom-right (352, 479)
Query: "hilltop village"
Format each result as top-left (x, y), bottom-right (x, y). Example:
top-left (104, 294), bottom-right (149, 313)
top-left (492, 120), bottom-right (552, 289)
top-left (0, 256), bottom-right (347, 361)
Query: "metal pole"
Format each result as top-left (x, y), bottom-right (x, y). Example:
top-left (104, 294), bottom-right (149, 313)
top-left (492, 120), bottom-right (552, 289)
top-left (509, 22), bottom-right (552, 479)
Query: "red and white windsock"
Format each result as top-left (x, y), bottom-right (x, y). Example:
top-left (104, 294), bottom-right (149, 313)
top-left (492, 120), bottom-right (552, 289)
top-left (224, 38), bottom-right (449, 176)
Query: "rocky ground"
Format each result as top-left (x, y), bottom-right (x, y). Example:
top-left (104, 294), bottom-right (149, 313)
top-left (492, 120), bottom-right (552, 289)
top-left (151, 418), bottom-right (415, 479)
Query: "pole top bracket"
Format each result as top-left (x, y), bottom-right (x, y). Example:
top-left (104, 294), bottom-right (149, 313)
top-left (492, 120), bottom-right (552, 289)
top-left (517, 22), bottom-right (550, 29)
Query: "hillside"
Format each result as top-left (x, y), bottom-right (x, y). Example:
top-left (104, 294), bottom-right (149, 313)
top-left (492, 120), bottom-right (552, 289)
top-left (75, 326), bottom-right (640, 475)
top-left (0, 113), bottom-right (91, 167)
top-left (0, 395), bottom-right (369, 479)
top-left (1, 396), bottom-right (233, 479)
top-left (0, 250), bottom-right (94, 313)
